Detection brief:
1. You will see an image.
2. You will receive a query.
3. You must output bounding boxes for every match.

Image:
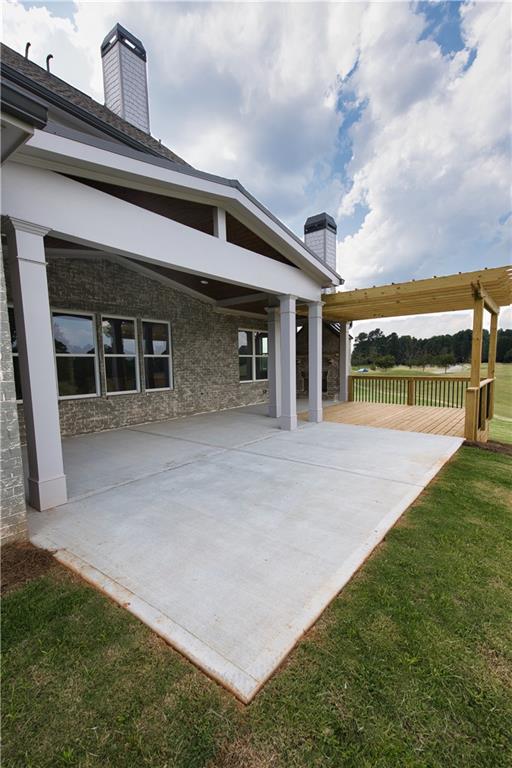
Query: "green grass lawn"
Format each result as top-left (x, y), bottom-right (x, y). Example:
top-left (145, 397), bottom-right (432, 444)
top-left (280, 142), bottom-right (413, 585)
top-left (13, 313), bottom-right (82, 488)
top-left (351, 363), bottom-right (512, 443)
top-left (3, 446), bottom-right (512, 768)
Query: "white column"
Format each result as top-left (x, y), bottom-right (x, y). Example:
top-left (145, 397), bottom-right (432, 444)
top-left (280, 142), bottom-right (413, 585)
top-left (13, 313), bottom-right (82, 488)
top-left (308, 301), bottom-right (323, 423)
top-left (339, 321), bottom-right (351, 401)
top-left (266, 307), bottom-right (281, 418)
top-left (7, 218), bottom-right (67, 510)
top-left (213, 207), bottom-right (227, 240)
top-left (279, 294), bottom-right (297, 431)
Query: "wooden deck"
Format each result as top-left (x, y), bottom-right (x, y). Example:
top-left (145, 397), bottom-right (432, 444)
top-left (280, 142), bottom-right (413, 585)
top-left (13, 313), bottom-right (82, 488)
top-left (319, 402), bottom-right (465, 437)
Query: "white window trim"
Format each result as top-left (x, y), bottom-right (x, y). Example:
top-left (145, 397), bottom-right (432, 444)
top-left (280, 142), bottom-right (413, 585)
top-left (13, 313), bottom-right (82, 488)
top-left (51, 308), bottom-right (101, 401)
top-left (239, 327), bottom-right (269, 383)
top-left (7, 303), bottom-right (23, 404)
top-left (101, 313), bottom-right (140, 395)
top-left (141, 318), bottom-right (174, 393)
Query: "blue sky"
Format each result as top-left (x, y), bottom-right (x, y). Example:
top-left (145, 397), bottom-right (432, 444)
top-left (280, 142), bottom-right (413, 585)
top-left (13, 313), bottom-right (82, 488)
top-left (3, 1), bottom-right (511, 337)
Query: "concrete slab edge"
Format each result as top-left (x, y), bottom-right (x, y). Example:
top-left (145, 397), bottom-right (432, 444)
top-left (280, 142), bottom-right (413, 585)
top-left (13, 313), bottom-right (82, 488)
top-left (33, 541), bottom-right (260, 703)
top-left (244, 439), bottom-right (463, 694)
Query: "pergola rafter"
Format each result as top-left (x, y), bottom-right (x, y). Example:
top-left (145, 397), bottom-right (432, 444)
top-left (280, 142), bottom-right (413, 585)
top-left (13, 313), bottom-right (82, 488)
top-left (319, 265), bottom-right (512, 443)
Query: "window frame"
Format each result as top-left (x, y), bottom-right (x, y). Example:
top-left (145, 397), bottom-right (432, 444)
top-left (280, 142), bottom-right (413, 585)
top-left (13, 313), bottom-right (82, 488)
top-left (101, 313), bottom-right (140, 396)
top-left (141, 318), bottom-right (173, 393)
top-left (7, 304), bottom-right (23, 403)
top-left (238, 328), bottom-right (269, 383)
top-left (52, 308), bottom-right (101, 401)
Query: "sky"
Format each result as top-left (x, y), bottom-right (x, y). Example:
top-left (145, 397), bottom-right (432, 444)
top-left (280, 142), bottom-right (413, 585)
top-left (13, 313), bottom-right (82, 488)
top-left (2, 0), bottom-right (511, 338)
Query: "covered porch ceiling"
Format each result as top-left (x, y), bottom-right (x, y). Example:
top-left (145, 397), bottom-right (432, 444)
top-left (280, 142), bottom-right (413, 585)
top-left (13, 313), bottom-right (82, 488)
top-left (322, 266), bottom-right (512, 322)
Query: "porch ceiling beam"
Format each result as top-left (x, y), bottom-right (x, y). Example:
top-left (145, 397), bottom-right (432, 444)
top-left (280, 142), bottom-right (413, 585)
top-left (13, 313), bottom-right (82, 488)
top-left (2, 162), bottom-right (322, 302)
top-left (16, 129), bottom-right (340, 287)
top-left (215, 292), bottom-right (269, 307)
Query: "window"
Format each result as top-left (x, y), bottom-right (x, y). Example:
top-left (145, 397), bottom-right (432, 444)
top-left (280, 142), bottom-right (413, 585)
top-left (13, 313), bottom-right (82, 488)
top-left (52, 311), bottom-right (99, 398)
top-left (142, 320), bottom-right (172, 391)
top-left (238, 330), bottom-right (268, 382)
top-left (7, 307), bottom-right (22, 401)
top-left (102, 316), bottom-right (139, 394)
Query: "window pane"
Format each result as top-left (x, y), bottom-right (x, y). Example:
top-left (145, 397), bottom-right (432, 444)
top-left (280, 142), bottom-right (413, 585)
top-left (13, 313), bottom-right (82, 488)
top-left (239, 356), bottom-right (253, 382)
top-left (8, 307), bottom-right (17, 353)
top-left (56, 357), bottom-right (97, 397)
top-left (238, 330), bottom-right (252, 356)
top-left (53, 313), bottom-right (96, 354)
top-left (105, 356), bottom-right (137, 392)
top-left (255, 332), bottom-right (268, 356)
top-left (255, 356), bottom-right (268, 380)
top-left (143, 321), bottom-right (169, 355)
top-left (102, 318), bottom-right (136, 354)
top-left (145, 357), bottom-right (170, 390)
top-left (13, 356), bottom-right (22, 401)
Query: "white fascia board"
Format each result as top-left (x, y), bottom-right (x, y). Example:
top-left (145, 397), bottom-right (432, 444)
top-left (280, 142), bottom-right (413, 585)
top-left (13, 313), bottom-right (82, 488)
top-left (17, 129), bottom-right (340, 287)
top-left (2, 161), bottom-right (322, 302)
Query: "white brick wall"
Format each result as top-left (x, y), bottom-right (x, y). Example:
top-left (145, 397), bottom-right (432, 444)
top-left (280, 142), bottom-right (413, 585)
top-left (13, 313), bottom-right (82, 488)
top-left (102, 41), bottom-right (150, 134)
top-left (305, 228), bottom-right (337, 272)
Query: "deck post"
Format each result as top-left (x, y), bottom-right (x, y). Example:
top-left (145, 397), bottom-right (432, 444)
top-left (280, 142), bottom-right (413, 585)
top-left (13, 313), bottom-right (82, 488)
top-left (487, 310), bottom-right (498, 418)
top-left (266, 307), bottom-right (281, 419)
top-left (308, 301), bottom-right (323, 423)
top-left (279, 294), bottom-right (297, 431)
top-left (6, 218), bottom-right (67, 510)
top-left (338, 321), bottom-right (351, 401)
top-left (470, 296), bottom-right (484, 387)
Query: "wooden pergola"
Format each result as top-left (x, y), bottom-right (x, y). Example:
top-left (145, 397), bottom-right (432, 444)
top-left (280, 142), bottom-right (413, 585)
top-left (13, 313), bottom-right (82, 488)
top-left (321, 266), bottom-right (512, 442)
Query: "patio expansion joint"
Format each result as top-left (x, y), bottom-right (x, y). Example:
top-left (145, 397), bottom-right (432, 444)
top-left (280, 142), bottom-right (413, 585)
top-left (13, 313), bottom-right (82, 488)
top-left (233, 445), bottom-right (428, 489)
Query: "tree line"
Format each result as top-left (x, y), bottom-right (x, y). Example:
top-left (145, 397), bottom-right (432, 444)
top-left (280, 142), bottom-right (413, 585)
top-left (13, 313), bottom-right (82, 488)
top-left (352, 328), bottom-right (512, 370)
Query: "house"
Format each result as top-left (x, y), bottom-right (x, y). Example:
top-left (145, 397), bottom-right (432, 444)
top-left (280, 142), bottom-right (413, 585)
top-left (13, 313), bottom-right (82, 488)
top-left (0, 26), bottom-right (349, 542)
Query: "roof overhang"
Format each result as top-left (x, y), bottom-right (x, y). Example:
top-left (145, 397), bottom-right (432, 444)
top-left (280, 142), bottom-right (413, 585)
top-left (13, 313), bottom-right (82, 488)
top-left (322, 267), bottom-right (512, 322)
top-left (14, 127), bottom-right (341, 289)
top-left (1, 82), bottom-right (47, 164)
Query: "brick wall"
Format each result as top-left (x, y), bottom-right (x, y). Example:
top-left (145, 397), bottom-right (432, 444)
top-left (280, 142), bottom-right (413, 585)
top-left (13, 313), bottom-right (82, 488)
top-left (4, 253), bottom-right (268, 441)
top-left (0, 246), bottom-right (27, 543)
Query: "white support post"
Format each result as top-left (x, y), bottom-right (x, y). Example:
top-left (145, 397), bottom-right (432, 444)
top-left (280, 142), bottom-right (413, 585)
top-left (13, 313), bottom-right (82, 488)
top-left (339, 321), bottom-right (351, 401)
top-left (308, 301), bottom-right (323, 423)
top-left (266, 307), bottom-right (281, 419)
top-left (213, 207), bottom-right (227, 240)
top-left (279, 294), bottom-right (297, 431)
top-left (7, 218), bottom-right (67, 510)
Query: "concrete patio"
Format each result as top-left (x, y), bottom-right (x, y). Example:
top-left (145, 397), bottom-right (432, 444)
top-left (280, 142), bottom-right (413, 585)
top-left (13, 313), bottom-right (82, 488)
top-left (28, 404), bottom-right (462, 702)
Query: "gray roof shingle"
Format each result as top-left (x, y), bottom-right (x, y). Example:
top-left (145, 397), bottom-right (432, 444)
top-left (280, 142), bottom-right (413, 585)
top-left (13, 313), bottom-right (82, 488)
top-left (0, 43), bottom-right (189, 166)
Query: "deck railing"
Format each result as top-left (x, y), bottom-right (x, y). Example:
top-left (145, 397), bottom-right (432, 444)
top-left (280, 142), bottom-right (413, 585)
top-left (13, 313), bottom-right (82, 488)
top-left (348, 375), bottom-right (470, 409)
top-left (464, 377), bottom-right (495, 441)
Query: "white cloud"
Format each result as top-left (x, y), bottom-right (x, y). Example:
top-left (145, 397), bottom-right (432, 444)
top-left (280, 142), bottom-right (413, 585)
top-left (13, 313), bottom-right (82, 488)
top-left (338, 2), bottom-right (511, 290)
top-left (2, 0), bottom-right (511, 335)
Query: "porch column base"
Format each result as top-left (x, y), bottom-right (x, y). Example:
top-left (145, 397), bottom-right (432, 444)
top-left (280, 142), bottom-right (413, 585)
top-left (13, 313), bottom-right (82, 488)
top-left (279, 413), bottom-right (297, 431)
top-left (308, 409), bottom-right (323, 424)
top-left (28, 474), bottom-right (67, 511)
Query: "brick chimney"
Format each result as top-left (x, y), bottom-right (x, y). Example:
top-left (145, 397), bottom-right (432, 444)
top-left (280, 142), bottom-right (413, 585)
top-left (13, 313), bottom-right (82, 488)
top-left (101, 24), bottom-right (150, 134)
top-left (304, 213), bottom-right (337, 272)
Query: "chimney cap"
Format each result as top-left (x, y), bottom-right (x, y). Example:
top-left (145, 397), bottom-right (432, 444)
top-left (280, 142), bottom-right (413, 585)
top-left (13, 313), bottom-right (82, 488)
top-left (101, 23), bottom-right (147, 62)
top-left (304, 212), bottom-right (337, 235)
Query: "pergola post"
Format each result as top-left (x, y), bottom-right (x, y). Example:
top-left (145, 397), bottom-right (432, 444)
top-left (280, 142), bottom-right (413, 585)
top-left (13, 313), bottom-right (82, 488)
top-left (487, 310), bottom-right (499, 418)
top-left (465, 296), bottom-right (484, 441)
top-left (470, 296), bottom-right (484, 387)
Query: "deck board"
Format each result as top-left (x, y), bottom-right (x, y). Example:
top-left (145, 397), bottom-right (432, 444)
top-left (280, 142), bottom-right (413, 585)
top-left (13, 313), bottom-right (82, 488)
top-left (316, 402), bottom-right (465, 437)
